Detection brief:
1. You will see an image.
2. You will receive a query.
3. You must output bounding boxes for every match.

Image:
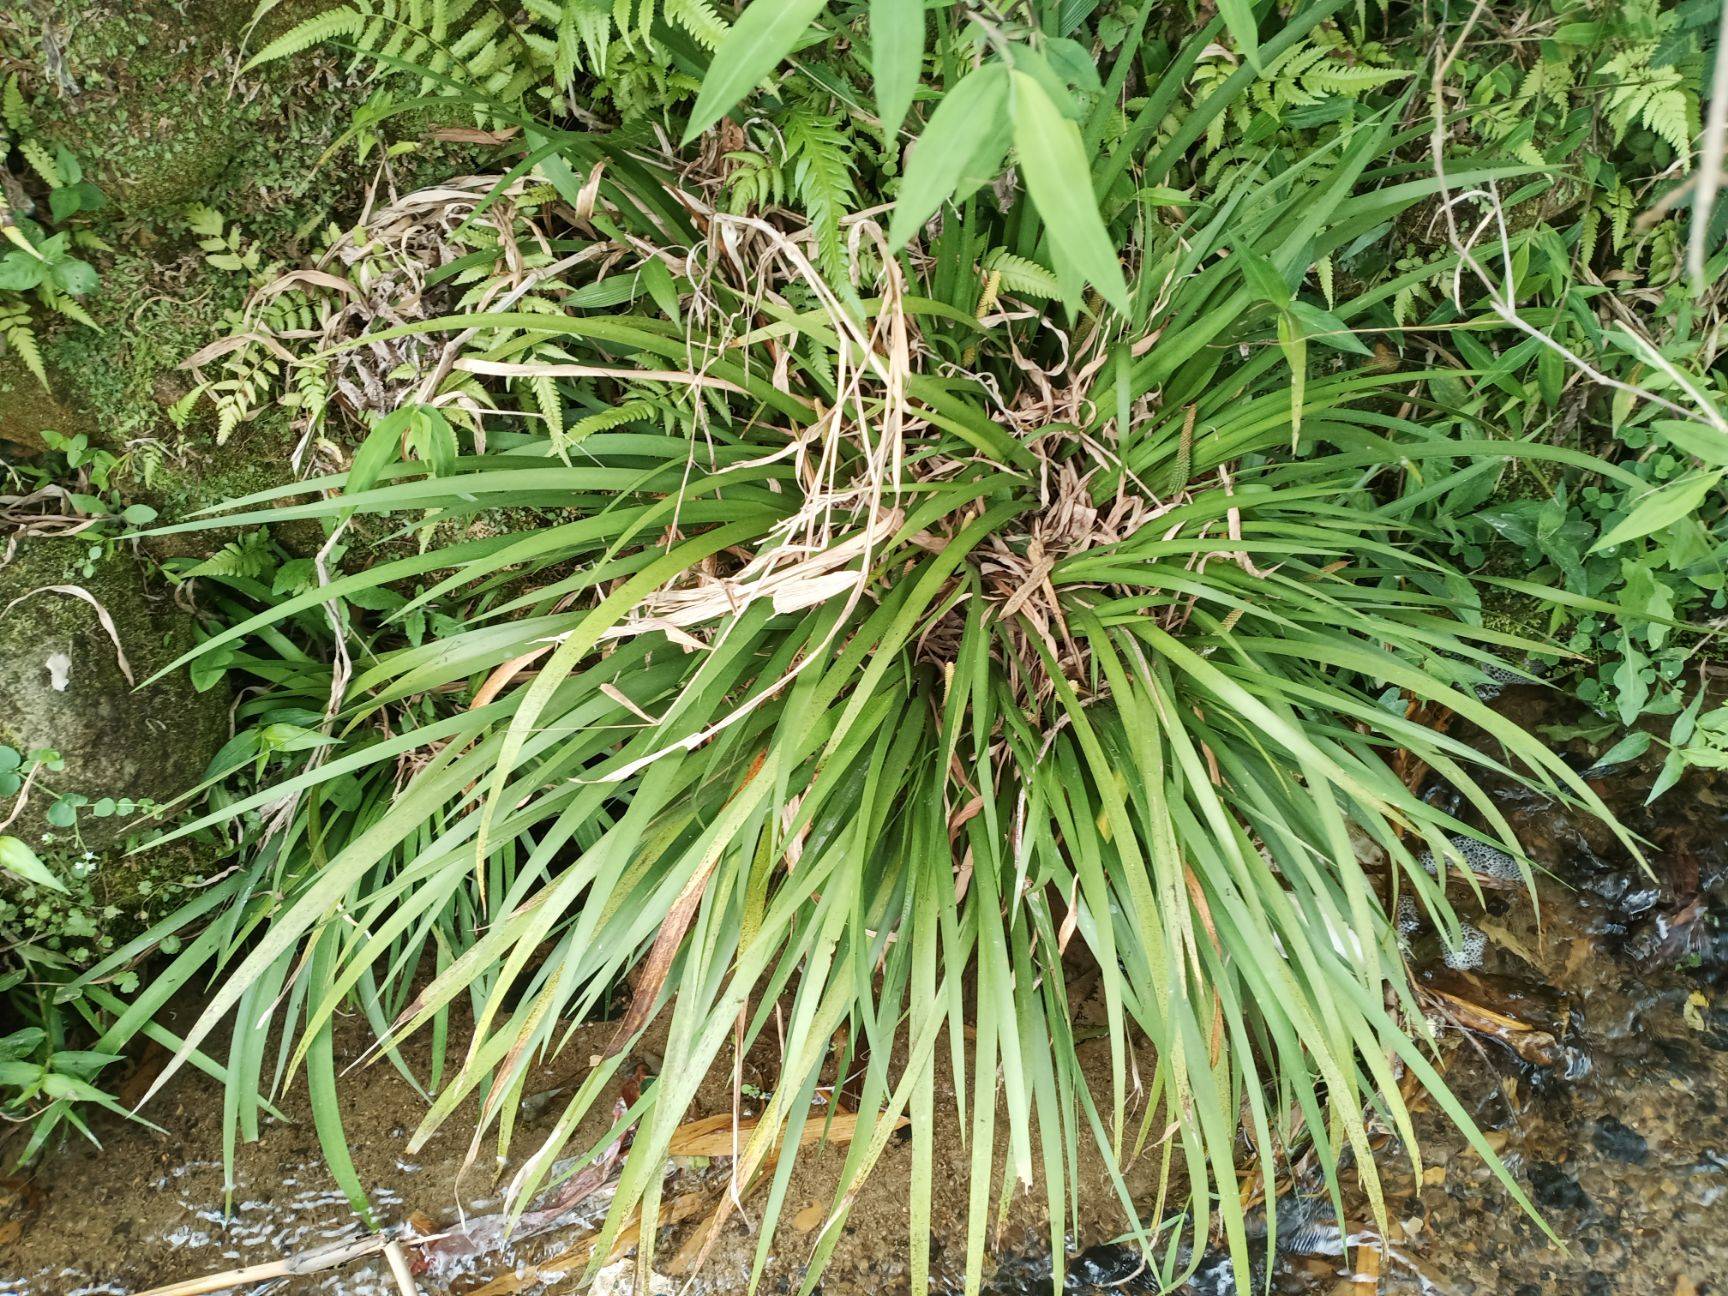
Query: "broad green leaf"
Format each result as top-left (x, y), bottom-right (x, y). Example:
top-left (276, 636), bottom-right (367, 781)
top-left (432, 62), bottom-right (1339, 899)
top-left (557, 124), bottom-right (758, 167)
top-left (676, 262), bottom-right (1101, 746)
top-left (640, 257), bottom-right (681, 326)
top-left (682, 0), bottom-right (830, 144)
top-left (1289, 300), bottom-right (1371, 355)
top-left (1646, 748), bottom-right (1686, 804)
top-left (0, 251), bottom-right (45, 291)
top-left (1237, 246), bottom-right (1291, 306)
top-left (1612, 636), bottom-right (1651, 726)
top-left (1589, 469), bottom-right (1724, 552)
top-left (1652, 419), bottom-right (1728, 466)
top-left (1008, 46), bottom-right (1088, 122)
top-left (1672, 690), bottom-right (1706, 747)
top-left (870, 0), bottom-right (924, 138)
top-left (1044, 37), bottom-right (1104, 97)
top-left (887, 63), bottom-right (1010, 250)
top-left (1008, 70), bottom-right (1129, 314)
top-left (1587, 730), bottom-right (1651, 772)
top-left (347, 406), bottom-right (414, 498)
top-left (0, 836), bottom-right (66, 892)
top-left (407, 406), bottom-right (459, 477)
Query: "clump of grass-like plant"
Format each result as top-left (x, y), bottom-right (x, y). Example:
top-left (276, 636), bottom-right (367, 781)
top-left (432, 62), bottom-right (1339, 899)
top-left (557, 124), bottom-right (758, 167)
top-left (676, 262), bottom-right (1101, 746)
top-left (79, 7), bottom-right (1649, 1293)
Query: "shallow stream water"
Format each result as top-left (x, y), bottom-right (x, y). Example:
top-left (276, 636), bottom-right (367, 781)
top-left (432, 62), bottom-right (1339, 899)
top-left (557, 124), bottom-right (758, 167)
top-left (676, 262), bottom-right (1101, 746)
top-left (3, 689), bottom-right (1726, 1295)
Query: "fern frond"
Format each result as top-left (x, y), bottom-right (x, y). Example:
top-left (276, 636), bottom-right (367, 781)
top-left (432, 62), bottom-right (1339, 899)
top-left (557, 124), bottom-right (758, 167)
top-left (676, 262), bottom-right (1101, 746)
top-left (183, 535), bottom-right (275, 581)
top-left (530, 372), bottom-right (563, 443)
top-left (781, 106), bottom-right (858, 283)
top-left (556, 398), bottom-right (654, 458)
top-left (1643, 87), bottom-right (1694, 166)
top-left (2, 316), bottom-right (49, 388)
top-left (1299, 62), bottom-right (1408, 96)
top-left (19, 138), bottom-right (61, 188)
top-left (1, 73), bottom-right (27, 135)
top-left (982, 250), bottom-right (1061, 300)
top-left (1393, 284), bottom-right (1416, 328)
top-left (47, 295), bottom-right (100, 330)
top-left (1248, 40), bottom-right (1407, 118)
top-left (668, 0), bottom-right (727, 49)
top-left (1578, 202), bottom-right (1602, 265)
top-left (1513, 139), bottom-right (1546, 168)
top-left (245, 6), bottom-right (369, 70)
top-left (1606, 182), bottom-right (1633, 253)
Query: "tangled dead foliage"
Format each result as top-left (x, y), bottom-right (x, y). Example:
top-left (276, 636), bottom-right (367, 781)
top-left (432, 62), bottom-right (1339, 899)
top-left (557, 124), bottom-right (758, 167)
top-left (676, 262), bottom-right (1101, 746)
top-left (181, 172), bottom-right (625, 459)
top-left (190, 147), bottom-right (1265, 740)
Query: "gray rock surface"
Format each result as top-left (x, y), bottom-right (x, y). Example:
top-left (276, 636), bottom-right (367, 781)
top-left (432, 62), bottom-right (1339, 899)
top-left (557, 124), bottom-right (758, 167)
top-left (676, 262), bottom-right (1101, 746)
top-left (0, 537), bottom-right (227, 852)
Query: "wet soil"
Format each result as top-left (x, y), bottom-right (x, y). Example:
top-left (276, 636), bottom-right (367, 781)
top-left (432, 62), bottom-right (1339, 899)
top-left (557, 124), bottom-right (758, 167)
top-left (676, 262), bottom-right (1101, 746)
top-left (1261, 697), bottom-right (1728, 1296)
top-left (4, 687), bottom-right (1728, 1295)
top-left (0, 973), bottom-right (1151, 1295)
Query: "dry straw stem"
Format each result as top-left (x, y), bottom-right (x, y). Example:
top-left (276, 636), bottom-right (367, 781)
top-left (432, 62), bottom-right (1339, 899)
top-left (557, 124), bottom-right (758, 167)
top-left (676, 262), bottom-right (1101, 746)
top-left (571, 206), bottom-right (915, 787)
top-left (131, 1232), bottom-right (390, 1296)
top-left (383, 1240), bottom-right (422, 1296)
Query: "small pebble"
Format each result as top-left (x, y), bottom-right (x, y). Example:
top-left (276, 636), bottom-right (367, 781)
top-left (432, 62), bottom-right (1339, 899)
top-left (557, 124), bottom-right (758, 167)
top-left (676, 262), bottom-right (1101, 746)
top-left (1593, 1117), bottom-right (1649, 1165)
top-left (1528, 1161), bottom-right (1591, 1212)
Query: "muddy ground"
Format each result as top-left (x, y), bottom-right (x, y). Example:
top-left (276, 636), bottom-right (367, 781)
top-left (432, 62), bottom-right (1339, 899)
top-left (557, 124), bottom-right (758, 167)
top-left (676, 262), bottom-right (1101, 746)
top-left (0, 980), bottom-right (1152, 1296)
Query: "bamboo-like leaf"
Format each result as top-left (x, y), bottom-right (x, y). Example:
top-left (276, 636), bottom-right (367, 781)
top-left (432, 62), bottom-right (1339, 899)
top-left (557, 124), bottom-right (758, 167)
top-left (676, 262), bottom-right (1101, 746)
top-left (886, 62), bottom-right (1010, 250)
top-left (870, 0), bottom-right (924, 138)
top-left (1217, 0), bottom-right (1262, 68)
top-left (682, 0), bottom-right (831, 143)
top-left (1008, 70), bottom-right (1130, 313)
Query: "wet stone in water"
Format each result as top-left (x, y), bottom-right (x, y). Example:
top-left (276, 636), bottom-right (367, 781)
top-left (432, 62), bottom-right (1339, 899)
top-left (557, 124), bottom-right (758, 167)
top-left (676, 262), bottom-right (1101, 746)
top-left (1703, 1008), bottom-right (1728, 1053)
top-left (1618, 885), bottom-right (1662, 918)
top-left (1417, 835), bottom-right (1523, 883)
top-left (1442, 922), bottom-right (1488, 971)
top-left (1188, 1251), bottom-right (1242, 1296)
top-left (1592, 1118), bottom-right (1649, 1165)
top-left (1064, 1245), bottom-right (1160, 1292)
top-left (1527, 1161), bottom-right (1591, 1212)
top-left (1396, 894), bottom-right (1423, 937)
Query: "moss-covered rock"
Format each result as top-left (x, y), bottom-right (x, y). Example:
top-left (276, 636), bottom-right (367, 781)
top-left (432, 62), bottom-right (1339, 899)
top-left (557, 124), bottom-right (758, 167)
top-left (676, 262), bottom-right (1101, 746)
top-left (29, 0), bottom-right (291, 220)
top-left (0, 351), bottom-right (93, 456)
top-left (0, 2), bottom-right (477, 523)
top-left (0, 537), bottom-right (228, 852)
top-left (0, 538), bottom-right (235, 961)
